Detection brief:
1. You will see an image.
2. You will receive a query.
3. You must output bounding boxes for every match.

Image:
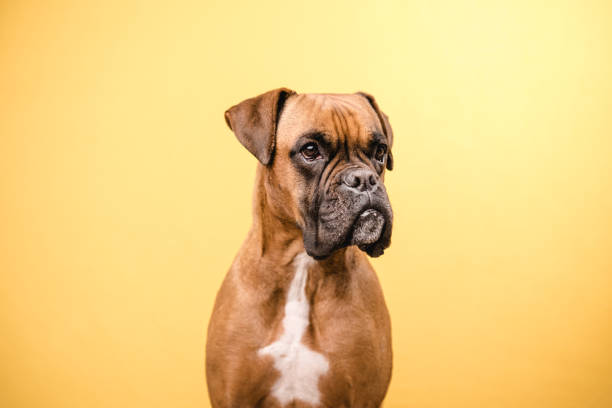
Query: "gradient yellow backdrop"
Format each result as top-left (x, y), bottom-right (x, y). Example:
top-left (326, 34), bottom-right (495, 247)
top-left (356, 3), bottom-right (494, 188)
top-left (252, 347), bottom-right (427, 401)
top-left (1, 1), bottom-right (611, 407)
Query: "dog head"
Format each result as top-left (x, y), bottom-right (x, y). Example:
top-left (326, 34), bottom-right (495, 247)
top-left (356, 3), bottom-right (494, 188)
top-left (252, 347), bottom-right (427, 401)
top-left (224, 88), bottom-right (394, 259)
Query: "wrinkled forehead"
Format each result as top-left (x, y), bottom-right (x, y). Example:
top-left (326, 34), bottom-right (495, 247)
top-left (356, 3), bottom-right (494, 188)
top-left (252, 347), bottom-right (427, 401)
top-left (276, 93), bottom-right (385, 149)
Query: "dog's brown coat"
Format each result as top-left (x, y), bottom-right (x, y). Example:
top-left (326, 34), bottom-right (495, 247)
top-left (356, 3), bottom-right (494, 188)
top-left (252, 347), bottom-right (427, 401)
top-left (206, 90), bottom-right (393, 408)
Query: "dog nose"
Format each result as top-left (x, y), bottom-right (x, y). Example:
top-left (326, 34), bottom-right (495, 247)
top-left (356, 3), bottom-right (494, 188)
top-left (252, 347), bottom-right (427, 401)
top-left (342, 169), bottom-right (379, 192)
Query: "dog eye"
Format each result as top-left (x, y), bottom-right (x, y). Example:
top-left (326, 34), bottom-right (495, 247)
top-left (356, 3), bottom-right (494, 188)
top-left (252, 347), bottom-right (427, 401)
top-left (374, 144), bottom-right (387, 162)
top-left (300, 143), bottom-right (321, 161)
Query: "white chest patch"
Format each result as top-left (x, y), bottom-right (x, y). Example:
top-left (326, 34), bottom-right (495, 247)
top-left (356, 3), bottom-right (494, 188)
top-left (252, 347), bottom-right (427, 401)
top-left (258, 252), bottom-right (330, 407)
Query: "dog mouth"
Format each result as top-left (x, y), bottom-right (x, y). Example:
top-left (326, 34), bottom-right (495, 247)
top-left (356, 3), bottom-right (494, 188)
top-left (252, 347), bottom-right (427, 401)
top-left (303, 183), bottom-right (393, 260)
top-left (350, 209), bottom-right (385, 250)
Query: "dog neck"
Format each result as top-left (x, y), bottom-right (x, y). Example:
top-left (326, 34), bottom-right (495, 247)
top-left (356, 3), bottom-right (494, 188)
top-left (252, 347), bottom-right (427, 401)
top-left (238, 166), bottom-right (355, 288)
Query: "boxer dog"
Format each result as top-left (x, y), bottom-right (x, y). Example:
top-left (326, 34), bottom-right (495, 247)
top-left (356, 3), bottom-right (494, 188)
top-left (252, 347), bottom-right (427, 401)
top-left (206, 88), bottom-right (394, 408)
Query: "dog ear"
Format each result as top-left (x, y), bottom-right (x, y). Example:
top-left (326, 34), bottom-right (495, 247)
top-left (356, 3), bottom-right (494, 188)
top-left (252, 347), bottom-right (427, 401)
top-left (357, 92), bottom-right (394, 170)
top-left (224, 88), bottom-right (296, 165)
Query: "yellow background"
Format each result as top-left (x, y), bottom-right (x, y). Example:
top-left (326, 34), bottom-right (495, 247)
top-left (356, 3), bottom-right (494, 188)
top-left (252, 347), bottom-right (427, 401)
top-left (1, 1), bottom-right (611, 407)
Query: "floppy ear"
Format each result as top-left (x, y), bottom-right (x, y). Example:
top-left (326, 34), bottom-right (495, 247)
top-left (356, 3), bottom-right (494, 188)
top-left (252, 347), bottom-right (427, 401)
top-left (357, 92), bottom-right (394, 170)
top-left (224, 88), bottom-right (296, 165)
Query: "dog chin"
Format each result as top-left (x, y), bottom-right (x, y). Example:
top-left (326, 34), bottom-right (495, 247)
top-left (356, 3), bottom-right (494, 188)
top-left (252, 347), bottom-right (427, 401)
top-left (350, 209), bottom-right (385, 246)
top-left (303, 208), bottom-right (391, 260)
top-left (351, 208), bottom-right (391, 258)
